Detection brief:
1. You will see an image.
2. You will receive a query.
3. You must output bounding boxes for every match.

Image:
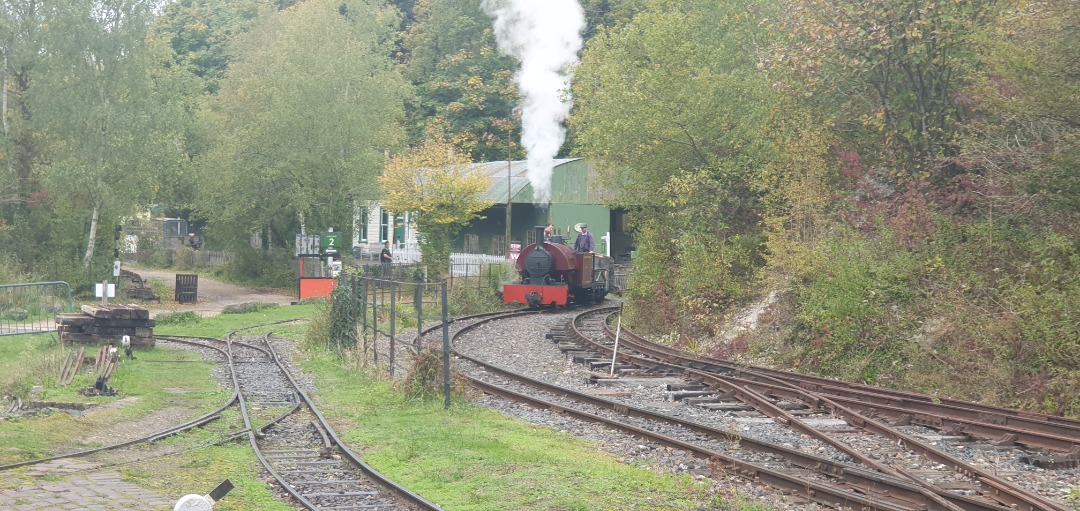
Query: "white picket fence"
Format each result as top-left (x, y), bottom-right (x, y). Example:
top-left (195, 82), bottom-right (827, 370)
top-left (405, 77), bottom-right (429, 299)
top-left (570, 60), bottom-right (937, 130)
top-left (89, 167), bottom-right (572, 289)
top-left (354, 244), bottom-right (510, 277)
top-left (450, 253), bottom-right (510, 276)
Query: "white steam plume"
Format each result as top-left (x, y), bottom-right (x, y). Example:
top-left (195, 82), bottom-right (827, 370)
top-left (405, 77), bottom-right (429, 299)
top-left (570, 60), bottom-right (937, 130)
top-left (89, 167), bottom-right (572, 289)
top-left (482, 0), bottom-right (585, 204)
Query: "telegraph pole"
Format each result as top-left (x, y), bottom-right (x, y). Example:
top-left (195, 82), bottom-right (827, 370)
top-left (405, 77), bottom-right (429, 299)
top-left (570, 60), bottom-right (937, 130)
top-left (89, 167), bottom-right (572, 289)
top-left (505, 126), bottom-right (512, 255)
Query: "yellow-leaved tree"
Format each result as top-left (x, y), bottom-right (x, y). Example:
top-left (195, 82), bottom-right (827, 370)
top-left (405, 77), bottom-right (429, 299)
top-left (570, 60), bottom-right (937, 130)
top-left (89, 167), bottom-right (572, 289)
top-left (380, 139), bottom-right (491, 277)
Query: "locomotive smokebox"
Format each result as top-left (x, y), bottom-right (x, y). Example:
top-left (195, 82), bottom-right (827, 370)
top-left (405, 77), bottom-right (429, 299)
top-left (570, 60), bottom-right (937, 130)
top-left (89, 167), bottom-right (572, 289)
top-left (523, 227), bottom-right (553, 284)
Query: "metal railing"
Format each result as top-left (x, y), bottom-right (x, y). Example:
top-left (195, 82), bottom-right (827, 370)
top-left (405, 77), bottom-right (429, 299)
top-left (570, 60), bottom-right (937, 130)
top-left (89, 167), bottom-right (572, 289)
top-left (166, 249), bottom-right (229, 268)
top-left (0, 282), bottom-right (73, 336)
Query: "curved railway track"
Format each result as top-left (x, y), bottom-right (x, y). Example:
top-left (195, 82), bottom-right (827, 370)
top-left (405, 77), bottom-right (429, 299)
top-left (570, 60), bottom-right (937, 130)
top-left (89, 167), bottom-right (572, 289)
top-left (0, 332), bottom-right (441, 511)
top-left (437, 306), bottom-right (1078, 511)
top-left (563, 307), bottom-right (1079, 511)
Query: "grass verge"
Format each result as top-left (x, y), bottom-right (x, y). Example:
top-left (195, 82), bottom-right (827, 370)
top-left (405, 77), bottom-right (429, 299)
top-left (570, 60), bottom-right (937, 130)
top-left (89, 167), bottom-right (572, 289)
top-left (298, 347), bottom-right (723, 510)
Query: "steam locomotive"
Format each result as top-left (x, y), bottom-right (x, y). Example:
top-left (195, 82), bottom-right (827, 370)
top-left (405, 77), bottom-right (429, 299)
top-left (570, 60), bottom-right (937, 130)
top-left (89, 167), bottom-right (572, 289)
top-left (503, 225), bottom-right (614, 307)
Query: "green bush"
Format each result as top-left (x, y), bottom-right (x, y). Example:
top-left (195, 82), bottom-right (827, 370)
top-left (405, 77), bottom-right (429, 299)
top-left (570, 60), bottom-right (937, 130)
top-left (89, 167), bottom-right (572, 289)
top-left (155, 311), bottom-right (203, 326)
top-left (447, 263), bottom-right (514, 316)
top-left (328, 283), bottom-right (357, 350)
top-left (303, 300), bottom-right (333, 351)
top-left (213, 247), bottom-right (295, 289)
top-left (789, 231), bottom-right (920, 383)
top-left (221, 302), bottom-right (280, 315)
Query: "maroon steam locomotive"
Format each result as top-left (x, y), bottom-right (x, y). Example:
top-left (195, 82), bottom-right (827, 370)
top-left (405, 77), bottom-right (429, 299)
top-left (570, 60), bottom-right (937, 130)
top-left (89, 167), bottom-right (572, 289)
top-left (503, 225), bottom-right (614, 307)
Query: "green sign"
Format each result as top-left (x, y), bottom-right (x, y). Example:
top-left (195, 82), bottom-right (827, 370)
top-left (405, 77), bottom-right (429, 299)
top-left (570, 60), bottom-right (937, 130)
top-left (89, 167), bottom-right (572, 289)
top-left (321, 231), bottom-right (342, 254)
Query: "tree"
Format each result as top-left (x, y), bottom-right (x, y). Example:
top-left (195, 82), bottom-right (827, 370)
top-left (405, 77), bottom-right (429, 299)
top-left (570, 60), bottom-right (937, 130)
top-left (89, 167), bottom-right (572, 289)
top-left (196, 0), bottom-right (407, 256)
top-left (773, 0), bottom-right (998, 174)
top-left (962, 0), bottom-right (1080, 214)
top-left (571, 0), bottom-right (778, 335)
top-left (380, 139), bottom-right (490, 276)
top-left (0, 0), bottom-right (192, 275)
top-left (153, 0), bottom-right (276, 94)
top-left (37, 1), bottom-right (191, 268)
top-left (399, 0), bottom-right (521, 162)
top-left (1, 0), bottom-right (51, 225)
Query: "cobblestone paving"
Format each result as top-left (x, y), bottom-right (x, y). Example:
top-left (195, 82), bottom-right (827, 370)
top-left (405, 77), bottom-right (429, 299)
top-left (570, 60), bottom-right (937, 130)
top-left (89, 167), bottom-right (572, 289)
top-left (0, 459), bottom-right (173, 511)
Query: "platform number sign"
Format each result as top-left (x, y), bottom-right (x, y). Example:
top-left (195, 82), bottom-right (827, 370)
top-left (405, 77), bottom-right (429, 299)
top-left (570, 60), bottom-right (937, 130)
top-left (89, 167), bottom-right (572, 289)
top-left (321, 231), bottom-right (341, 255)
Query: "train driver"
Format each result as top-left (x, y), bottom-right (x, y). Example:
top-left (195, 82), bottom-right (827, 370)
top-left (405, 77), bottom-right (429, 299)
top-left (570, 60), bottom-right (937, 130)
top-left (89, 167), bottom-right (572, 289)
top-left (573, 224), bottom-right (594, 253)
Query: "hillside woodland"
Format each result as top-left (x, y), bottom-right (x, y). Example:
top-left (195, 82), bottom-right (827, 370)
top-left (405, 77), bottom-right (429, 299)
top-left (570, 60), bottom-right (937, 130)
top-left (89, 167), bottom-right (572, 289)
top-left (1, 0), bottom-right (1077, 416)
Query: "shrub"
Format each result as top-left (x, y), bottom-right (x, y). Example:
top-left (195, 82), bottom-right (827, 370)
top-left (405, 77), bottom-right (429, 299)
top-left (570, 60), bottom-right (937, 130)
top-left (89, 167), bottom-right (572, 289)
top-left (789, 231), bottom-right (920, 383)
top-left (155, 311), bottom-right (203, 326)
top-left (327, 282), bottom-right (357, 351)
top-left (399, 348), bottom-right (475, 401)
top-left (303, 300), bottom-right (333, 351)
top-left (221, 302), bottom-right (279, 315)
top-left (214, 247), bottom-right (295, 289)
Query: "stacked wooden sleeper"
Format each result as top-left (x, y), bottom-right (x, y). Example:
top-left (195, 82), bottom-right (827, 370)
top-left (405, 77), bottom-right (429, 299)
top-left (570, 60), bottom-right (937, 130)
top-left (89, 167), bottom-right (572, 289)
top-left (56, 304), bottom-right (156, 346)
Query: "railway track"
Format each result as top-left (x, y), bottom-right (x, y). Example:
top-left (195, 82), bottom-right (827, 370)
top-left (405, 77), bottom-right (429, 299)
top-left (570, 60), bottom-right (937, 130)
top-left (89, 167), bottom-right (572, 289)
top-left (442, 306), bottom-right (1079, 511)
top-left (0, 333), bottom-right (441, 511)
top-left (223, 332), bottom-right (438, 511)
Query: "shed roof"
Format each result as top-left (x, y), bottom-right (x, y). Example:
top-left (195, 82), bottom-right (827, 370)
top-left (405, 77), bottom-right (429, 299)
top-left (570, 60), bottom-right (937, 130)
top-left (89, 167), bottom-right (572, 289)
top-left (477, 158), bottom-right (580, 204)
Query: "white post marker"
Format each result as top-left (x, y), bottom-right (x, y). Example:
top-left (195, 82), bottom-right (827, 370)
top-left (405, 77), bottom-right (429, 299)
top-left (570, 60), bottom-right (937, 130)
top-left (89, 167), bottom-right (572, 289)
top-left (173, 495), bottom-right (213, 511)
top-left (95, 282), bottom-right (115, 306)
top-left (609, 307), bottom-right (622, 377)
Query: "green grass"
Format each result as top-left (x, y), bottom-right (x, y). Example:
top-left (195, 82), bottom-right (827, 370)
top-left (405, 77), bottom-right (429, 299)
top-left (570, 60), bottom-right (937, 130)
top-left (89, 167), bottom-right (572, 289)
top-left (0, 303), bottom-right (319, 511)
top-left (114, 409), bottom-right (295, 511)
top-left (154, 303), bottom-right (319, 337)
top-left (0, 342), bottom-right (227, 465)
top-left (297, 349), bottom-right (718, 510)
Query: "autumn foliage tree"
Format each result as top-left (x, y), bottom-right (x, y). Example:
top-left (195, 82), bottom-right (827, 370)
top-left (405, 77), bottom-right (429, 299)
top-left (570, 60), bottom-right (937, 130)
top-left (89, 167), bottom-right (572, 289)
top-left (773, 0), bottom-right (998, 174)
top-left (380, 140), bottom-right (491, 277)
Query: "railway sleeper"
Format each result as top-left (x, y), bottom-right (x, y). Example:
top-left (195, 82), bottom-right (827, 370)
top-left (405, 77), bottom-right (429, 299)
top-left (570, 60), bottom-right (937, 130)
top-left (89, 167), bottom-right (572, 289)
top-left (667, 383), bottom-right (708, 391)
top-left (681, 396), bottom-right (723, 405)
top-left (295, 480), bottom-right (366, 485)
top-left (266, 454), bottom-right (327, 460)
top-left (699, 402), bottom-right (756, 412)
top-left (1020, 453), bottom-right (1080, 469)
top-left (587, 360), bottom-right (612, 370)
top-left (303, 491), bottom-right (379, 497)
top-left (667, 390), bottom-right (715, 400)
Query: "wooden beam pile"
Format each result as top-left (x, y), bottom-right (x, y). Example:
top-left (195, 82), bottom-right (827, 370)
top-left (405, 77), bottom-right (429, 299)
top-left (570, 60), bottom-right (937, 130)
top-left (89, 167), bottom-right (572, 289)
top-left (56, 304), bottom-right (156, 346)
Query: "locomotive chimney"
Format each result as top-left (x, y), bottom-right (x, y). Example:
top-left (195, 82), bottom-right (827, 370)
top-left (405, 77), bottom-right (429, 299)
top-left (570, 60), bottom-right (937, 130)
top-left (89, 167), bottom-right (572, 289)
top-left (534, 225), bottom-right (546, 245)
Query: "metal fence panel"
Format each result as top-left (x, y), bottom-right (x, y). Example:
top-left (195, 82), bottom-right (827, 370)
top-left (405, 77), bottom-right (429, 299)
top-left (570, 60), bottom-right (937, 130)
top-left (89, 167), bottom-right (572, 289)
top-left (613, 264), bottom-right (631, 294)
top-left (0, 282), bottom-right (73, 336)
top-left (175, 274), bottom-right (199, 304)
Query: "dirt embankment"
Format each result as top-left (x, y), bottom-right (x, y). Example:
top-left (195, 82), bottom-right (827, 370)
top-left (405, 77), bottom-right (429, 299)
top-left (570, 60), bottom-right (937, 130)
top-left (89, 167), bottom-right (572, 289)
top-left (124, 266), bottom-right (296, 317)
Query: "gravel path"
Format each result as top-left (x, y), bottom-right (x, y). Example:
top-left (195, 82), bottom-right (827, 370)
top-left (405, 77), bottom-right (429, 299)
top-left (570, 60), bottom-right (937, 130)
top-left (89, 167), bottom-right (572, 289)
top-left (124, 266), bottom-right (295, 317)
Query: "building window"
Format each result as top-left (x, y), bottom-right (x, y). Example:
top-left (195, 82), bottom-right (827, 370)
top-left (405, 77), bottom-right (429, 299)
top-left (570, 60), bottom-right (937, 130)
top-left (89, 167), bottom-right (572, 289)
top-left (380, 208), bottom-right (391, 242)
top-left (357, 207), bottom-right (368, 242)
top-left (464, 234), bottom-right (479, 254)
top-left (525, 228), bottom-right (537, 246)
top-left (491, 234), bottom-right (506, 256)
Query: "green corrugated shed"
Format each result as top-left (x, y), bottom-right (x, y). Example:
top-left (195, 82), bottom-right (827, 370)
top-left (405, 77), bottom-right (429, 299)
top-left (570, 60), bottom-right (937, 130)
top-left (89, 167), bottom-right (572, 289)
top-left (458, 159), bottom-right (629, 258)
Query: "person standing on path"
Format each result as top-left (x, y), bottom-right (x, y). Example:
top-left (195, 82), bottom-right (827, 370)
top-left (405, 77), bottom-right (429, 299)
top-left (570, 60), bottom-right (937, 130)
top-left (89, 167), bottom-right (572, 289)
top-left (380, 242), bottom-right (393, 263)
top-left (379, 241), bottom-right (393, 276)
